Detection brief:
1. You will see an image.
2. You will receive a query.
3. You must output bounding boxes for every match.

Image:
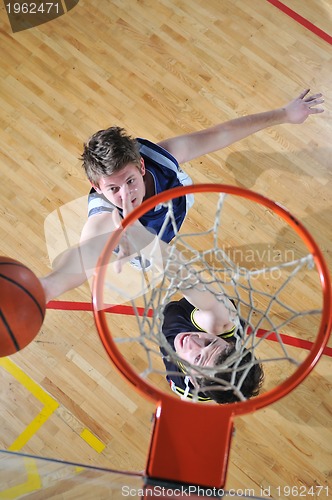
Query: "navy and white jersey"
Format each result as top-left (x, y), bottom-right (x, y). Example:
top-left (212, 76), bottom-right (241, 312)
top-left (87, 138), bottom-right (194, 243)
top-left (161, 298), bottom-right (236, 401)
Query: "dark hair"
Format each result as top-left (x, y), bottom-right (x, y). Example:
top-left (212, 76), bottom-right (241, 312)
top-left (81, 126), bottom-right (141, 188)
top-left (198, 346), bottom-right (264, 404)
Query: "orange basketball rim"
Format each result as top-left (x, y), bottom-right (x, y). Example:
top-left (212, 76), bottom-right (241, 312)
top-left (92, 184), bottom-right (332, 492)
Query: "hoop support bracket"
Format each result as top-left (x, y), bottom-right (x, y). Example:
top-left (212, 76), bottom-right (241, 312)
top-left (146, 398), bottom-right (235, 489)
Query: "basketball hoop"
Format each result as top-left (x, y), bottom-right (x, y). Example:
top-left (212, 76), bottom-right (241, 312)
top-left (92, 184), bottom-right (331, 492)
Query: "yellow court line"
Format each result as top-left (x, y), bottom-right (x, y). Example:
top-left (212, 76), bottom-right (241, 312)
top-left (0, 458), bottom-right (41, 500)
top-left (0, 358), bottom-right (59, 407)
top-left (0, 357), bottom-right (59, 451)
top-left (80, 428), bottom-right (106, 453)
top-left (8, 404), bottom-right (59, 452)
top-left (0, 357), bottom-right (107, 495)
top-left (0, 358), bottom-right (107, 452)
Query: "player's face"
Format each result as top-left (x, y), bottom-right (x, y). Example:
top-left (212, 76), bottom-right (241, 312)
top-left (95, 160), bottom-right (146, 210)
top-left (174, 332), bottom-right (230, 367)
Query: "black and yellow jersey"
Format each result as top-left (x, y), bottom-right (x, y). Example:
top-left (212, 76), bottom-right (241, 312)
top-left (161, 298), bottom-right (236, 401)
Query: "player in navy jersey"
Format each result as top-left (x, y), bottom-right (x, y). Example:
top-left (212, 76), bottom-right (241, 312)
top-left (86, 136), bottom-right (194, 244)
top-left (40, 90), bottom-right (324, 302)
top-left (161, 297), bottom-right (263, 403)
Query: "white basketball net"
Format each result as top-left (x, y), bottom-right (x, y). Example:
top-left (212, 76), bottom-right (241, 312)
top-left (102, 190), bottom-right (323, 403)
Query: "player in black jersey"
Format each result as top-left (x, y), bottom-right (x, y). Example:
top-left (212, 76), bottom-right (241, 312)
top-left (161, 296), bottom-right (263, 404)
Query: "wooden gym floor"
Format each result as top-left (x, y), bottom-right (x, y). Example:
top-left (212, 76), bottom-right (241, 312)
top-left (0, 0), bottom-right (331, 497)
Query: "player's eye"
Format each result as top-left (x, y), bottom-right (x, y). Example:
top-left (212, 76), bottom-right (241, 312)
top-left (194, 354), bottom-right (201, 364)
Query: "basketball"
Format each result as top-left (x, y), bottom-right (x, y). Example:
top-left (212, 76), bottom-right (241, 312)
top-left (0, 257), bottom-right (46, 357)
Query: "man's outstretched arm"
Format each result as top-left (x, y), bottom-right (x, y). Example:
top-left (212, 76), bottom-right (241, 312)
top-left (40, 212), bottom-right (119, 303)
top-left (158, 89), bottom-right (324, 164)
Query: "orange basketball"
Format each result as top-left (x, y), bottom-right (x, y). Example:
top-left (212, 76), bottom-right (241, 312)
top-left (0, 257), bottom-right (46, 357)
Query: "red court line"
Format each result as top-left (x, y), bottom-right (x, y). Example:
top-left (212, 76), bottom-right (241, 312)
top-left (266, 0), bottom-right (332, 45)
top-left (47, 301), bottom-right (332, 357)
top-left (255, 329), bottom-right (332, 357)
top-left (47, 300), bottom-right (152, 316)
